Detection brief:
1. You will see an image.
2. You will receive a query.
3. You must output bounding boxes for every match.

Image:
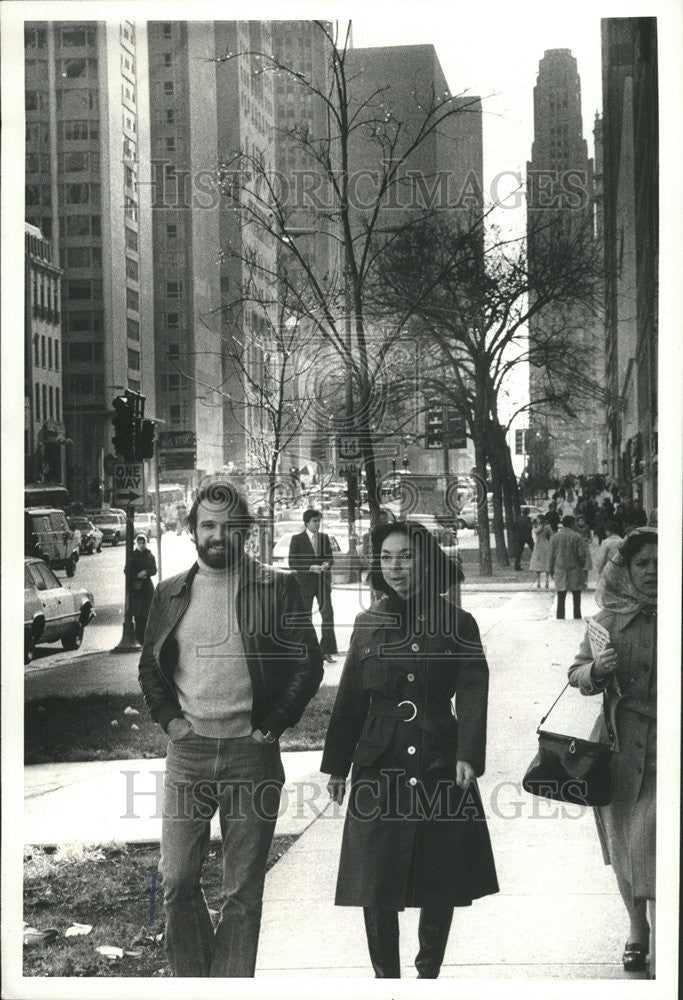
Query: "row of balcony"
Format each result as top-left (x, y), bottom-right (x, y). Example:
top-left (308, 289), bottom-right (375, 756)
top-left (32, 304), bottom-right (61, 324)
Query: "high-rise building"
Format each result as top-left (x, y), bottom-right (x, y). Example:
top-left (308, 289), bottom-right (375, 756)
top-left (345, 44), bottom-right (484, 482)
top-left (601, 18), bottom-right (658, 508)
top-left (147, 20), bottom-right (276, 483)
top-left (25, 223), bottom-right (66, 484)
top-left (24, 20), bottom-right (155, 505)
top-left (526, 49), bottom-right (606, 478)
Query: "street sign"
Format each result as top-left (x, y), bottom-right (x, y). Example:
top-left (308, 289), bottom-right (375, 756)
top-left (159, 451), bottom-right (195, 471)
top-left (113, 462), bottom-right (145, 507)
top-left (159, 430), bottom-right (196, 450)
top-left (338, 435), bottom-right (362, 460)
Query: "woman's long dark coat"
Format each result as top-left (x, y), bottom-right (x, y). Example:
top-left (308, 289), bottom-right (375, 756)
top-left (321, 594), bottom-right (499, 910)
top-left (126, 547), bottom-right (157, 617)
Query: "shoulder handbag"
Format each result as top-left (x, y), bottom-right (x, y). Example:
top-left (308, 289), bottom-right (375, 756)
top-left (522, 683), bottom-right (620, 806)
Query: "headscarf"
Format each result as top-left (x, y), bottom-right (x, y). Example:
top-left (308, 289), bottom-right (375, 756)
top-left (595, 527), bottom-right (657, 616)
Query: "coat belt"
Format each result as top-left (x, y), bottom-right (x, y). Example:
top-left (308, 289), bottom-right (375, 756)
top-left (369, 698), bottom-right (455, 736)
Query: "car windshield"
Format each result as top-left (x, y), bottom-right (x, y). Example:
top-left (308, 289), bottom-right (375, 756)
top-left (91, 515), bottom-right (108, 524)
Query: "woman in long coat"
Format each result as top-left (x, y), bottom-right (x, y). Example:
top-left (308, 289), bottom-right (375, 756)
top-left (529, 515), bottom-right (552, 588)
top-left (568, 528), bottom-right (657, 977)
top-left (321, 521), bottom-right (498, 979)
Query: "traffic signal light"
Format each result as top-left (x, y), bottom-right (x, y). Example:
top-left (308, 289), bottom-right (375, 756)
top-left (112, 395), bottom-right (136, 460)
top-left (136, 419), bottom-right (155, 460)
top-left (425, 404), bottom-right (444, 449)
top-left (446, 409), bottom-right (467, 449)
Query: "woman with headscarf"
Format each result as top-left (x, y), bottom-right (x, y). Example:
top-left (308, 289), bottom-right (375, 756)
top-left (568, 528), bottom-right (657, 977)
top-left (321, 521), bottom-right (499, 979)
top-left (529, 514), bottom-right (552, 588)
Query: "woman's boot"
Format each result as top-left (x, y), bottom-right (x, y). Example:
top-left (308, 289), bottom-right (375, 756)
top-left (363, 908), bottom-right (400, 978)
top-left (415, 904), bottom-right (454, 978)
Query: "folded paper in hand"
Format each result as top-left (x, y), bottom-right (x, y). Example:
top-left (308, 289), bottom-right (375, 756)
top-left (585, 617), bottom-right (611, 658)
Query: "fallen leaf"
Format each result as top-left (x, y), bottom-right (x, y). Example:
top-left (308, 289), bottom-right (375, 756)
top-left (110, 720), bottom-right (119, 728)
top-left (130, 723), bottom-right (139, 731)
top-left (123, 706), bottom-right (140, 716)
top-left (65, 923), bottom-right (92, 937)
top-left (124, 949), bottom-right (143, 957)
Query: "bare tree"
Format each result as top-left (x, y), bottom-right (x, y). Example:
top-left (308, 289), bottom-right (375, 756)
top-left (214, 19), bottom-right (485, 527)
top-left (374, 213), bottom-right (604, 574)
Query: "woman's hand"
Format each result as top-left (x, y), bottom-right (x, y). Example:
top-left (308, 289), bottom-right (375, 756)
top-left (593, 646), bottom-right (618, 679)
top-left (456, 761), bottom-right (476, 789)
top-left (327, 775), bottom-right (346, 804)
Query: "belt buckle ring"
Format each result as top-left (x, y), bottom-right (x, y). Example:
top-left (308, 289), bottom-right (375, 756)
top-left (398, 699), bottom-right (417, 722)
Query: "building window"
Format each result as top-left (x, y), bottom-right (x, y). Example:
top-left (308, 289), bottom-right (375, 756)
top-left (54, 342), bottom-right (60, 371)
top-left (166, 312), bottom-right (179, 328)
top-left (166, 280), bottom-right (181, 298)
top-left (126, 258), bottom-right (139, 281)
top-left (126, 288), bottom-right (139, 311)
top-left (128, 378), bottom-right (141, 392)
top-left (165, 109), bottom-right (176, 124)
top-left (66, 246), bottom-right (92, 268)
top-left (48, 338), bottom-right (53, 369)
top-left (42, 384), bottom-right (47, 421)
top-left (55, 387), bottom-right (60, 420)
top-left (66, 279), bottom-right (102, 301)
top-left (127, 348), bottom-right (140, 371)
top-left (169, 404), bottom-right (181, 425)
top-left (169, 343), bottom-right (180, 360)
top-left (165, 136), bottom-right (176, 153)
top-left (49, 385), bottom-right (54, 419)
top-left (124, 165), bottom-right (136, 189)
top-left (125, 196), bottom-right (138, 222)
top-left (163, 52), bottom-right (172, 66)
top-left (125, 227), bottom-right (138, 251)
top-left (162, 23), bottom-right (172, 38)
top-left (166, 223), bottom-right (177, 239)
top-left (34, 336), bottom-right (39, 366)
top-left (164, 80), bottom-right (174, 96)
top-left (127, 318), bottom-right (140, 341)
top-left (41, 336), bottom-right (46, 367)
top-left (35, 383), bottom-right (40, 420)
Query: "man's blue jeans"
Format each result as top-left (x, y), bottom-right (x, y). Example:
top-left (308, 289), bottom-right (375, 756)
top-left (159, 730), bottom-right (285, 977)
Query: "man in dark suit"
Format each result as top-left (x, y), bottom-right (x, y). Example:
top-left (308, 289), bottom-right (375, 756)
top-left (289, 509), bottom-right (338, 662)
top-left (513, 507), bottom-right (535, 570)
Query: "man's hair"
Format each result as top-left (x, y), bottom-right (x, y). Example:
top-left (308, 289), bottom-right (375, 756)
top-left (368, 520), bottom-right (463, 597)
top-left (562, 515), bottom-right (575, 528)
top-left (303, 508), bottom-right (321, 525)
top-left (186, 481), bottom-right (254, 535)
top-left (605, 520), bottom-right (621, 536)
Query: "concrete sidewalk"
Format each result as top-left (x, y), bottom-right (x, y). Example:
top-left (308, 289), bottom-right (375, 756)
top-left (23, 590), bottom-right (653, 981)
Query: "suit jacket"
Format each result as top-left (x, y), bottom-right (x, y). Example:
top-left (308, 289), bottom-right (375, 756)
top-left (288, 530), bottom-right (334, 600)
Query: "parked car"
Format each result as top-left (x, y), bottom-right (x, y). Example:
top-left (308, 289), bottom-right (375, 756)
top-left (456, 499), bottom-right (547, 530)
top-left (133, 512), bottom-right (163, 540)
top-left (24, 557), bottom-right (95, 663)
top-left (68, 516), bottom-right (103, 555)
top-left (89, 510), bottom-right (127, 546)
top-left (24, 507), bottom-right (78, 576)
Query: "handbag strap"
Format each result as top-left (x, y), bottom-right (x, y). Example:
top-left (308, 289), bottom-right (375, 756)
top-left (538, 682), bottom-right (621, 752)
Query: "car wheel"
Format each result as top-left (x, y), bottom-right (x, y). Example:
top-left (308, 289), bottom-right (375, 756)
top-left (112, 533), bottom-right (120, 546)
top-left (65, 555), bottom-right (76, 577)
top-left (61, 622), bottom-right (83, 651)
top-left (25, 633), bottom-right (35, 665)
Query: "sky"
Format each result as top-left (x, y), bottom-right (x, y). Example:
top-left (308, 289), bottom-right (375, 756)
top-left (353, 9), bottom-right (603, 231)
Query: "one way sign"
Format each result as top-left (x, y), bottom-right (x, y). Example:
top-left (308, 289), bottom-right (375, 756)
top-left (113, 462), bottom-right (145, 507)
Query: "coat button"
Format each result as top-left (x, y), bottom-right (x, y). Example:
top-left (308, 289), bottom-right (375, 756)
top-left (407, 746), bottom-right (416, 755)
top-left (411, 643), bottom-right (420, 652)
top-left (407, 673), bottom-right (415, 682)
top-left (408, 777), bottom-right (417, 786)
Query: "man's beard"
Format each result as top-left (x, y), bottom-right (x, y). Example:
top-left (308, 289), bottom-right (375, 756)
top-left (196, 537), bottom-right (245, 570)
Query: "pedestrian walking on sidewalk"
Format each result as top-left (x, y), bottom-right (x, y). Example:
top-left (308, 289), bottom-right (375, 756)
top-left (529, 515), bottom-right (551, 588)
top-left (549, 515), bottom-right (589, 619)
top-left (138, 481), bottom-right (323, 978)
top-left (512, 507), bottom-right (535, 570)
top-left (568, 529), bottom-right (657, 977)
top-left (125, 533), bottom-right (157, 644)
top-left (322, 520), bottom-right (499, 980)
top-left (594, 520), bottom-right (623, 578)
top-left (289, 509), bottom-right (338, 662)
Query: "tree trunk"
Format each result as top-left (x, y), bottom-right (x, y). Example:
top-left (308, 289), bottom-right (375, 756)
top-left (472, 436), bottom-right (492, 576)
top-left (490, 466), bottom-right (509, 566)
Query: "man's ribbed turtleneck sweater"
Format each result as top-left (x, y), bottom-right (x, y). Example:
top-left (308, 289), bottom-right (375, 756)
top-left (173, 557), bottom-right (253, 738)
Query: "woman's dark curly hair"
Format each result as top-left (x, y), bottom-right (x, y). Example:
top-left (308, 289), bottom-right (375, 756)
top-left (368, 520), bottom-right (464, 597)
top-left (621, 529), bottom-right (657, 566)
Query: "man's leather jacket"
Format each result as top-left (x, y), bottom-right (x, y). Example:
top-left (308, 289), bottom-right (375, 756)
top-left (138, 558), bottom-right (323, 737)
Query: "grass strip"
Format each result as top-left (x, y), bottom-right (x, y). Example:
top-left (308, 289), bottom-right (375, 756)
top-left (23, 836), bottom-right (298, 977)
top-left (25, 685), bottom-right (338, 765)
